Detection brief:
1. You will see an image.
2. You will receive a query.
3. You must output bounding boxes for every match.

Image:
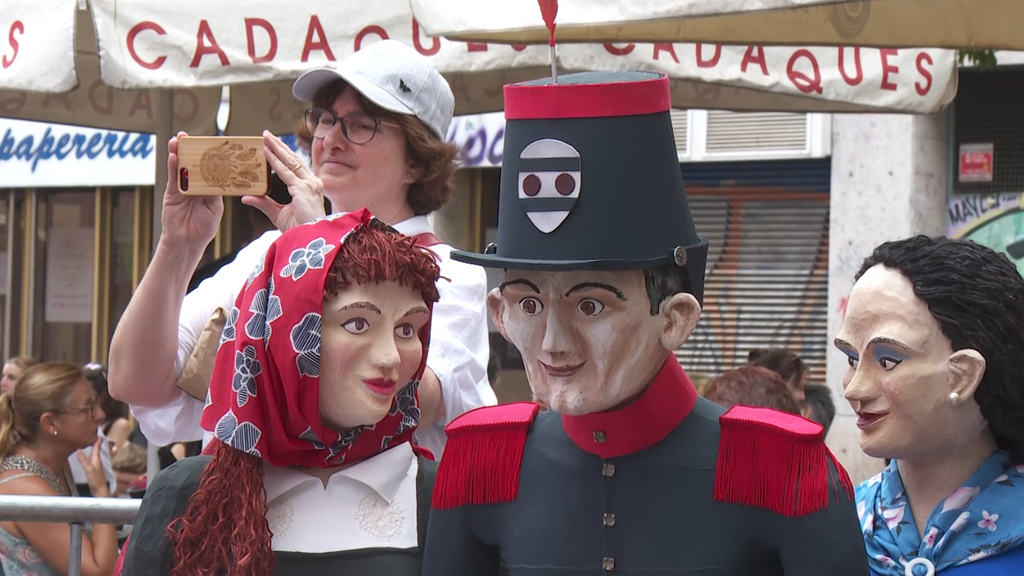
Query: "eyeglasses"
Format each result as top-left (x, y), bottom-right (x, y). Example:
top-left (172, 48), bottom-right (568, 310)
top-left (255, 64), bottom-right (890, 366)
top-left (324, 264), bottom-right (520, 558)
top-left (303, 108), bottom-right (401, 145)
top-left (59, 395), bottom-right (100, 417)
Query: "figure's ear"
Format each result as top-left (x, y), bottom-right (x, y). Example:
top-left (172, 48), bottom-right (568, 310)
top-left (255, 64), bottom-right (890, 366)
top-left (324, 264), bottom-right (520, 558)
top-left (948, 348), bottom-right (986, 404)
top-left (659, 293), bottom-right (701, 351)
top-left (486, 288), bottom-right (509, 341)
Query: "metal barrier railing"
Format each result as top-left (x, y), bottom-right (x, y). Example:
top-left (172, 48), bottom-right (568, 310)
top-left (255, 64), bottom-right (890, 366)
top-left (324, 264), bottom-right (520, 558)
top-left (0, 495), bottom-right (140, 576)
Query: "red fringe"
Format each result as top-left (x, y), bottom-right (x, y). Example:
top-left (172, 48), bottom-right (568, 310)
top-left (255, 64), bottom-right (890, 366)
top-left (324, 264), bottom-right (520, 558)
top-left (169, 441), bottom-right (274, 576)
top-left (433, 426), bottom-right (529, 509)
top-left (432, 403), bottom-right (540, 510)
top-left (714, 418), bottom-right (854, 517)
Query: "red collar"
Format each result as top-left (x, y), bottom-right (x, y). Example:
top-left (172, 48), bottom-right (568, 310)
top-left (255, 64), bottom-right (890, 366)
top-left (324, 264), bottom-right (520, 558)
top-left (561, 355), bottom-right (698, 459)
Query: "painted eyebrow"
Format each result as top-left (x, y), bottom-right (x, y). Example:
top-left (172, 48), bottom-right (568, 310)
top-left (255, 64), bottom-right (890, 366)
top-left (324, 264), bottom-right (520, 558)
top-left (499, 279), bottom-right (541, 294)
top-left (338, 301), bottom-right (381, 314)
top-left (564, 282), bottom-right (626, 300)
top-left (833, 336), bottom-right (911, 353)
top-left (833, 338), bottom-right (858, 355)
top-left (402, 306), bottom-right (430, 318)
top-left (867, 336), bottom-right (911, 351)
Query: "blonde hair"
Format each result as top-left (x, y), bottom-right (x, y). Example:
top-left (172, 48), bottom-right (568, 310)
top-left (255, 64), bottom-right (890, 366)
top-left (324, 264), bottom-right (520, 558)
top-left (111, 443), bottom-right (147, 475)
top-left (5, 356), bottom-right (39, 374)
top-left (0, 362), bottom-right (84, 458)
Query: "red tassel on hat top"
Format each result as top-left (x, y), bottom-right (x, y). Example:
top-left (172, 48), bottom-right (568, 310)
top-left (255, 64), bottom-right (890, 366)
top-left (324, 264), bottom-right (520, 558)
top-left (714, 406), bottom-right (854, 517)
top-left (432, 402), bottom-right (540, 510)
top-left (537, 0), bottom-right (558, 81)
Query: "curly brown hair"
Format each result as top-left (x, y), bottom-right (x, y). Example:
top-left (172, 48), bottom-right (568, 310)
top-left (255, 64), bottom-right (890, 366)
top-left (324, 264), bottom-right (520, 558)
top-left (297, 80), bottom-right (459, 216)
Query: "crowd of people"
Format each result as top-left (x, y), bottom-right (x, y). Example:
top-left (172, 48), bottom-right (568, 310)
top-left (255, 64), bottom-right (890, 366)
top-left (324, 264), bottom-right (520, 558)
top-left (696, 348), bottom-right (836, 435)
top-left (0, 356), bottom-right (219, 575)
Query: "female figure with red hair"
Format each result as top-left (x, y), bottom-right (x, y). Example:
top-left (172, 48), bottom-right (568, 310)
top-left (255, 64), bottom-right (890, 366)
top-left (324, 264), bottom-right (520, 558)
top-left (120, 209), bottom-right (441, 575)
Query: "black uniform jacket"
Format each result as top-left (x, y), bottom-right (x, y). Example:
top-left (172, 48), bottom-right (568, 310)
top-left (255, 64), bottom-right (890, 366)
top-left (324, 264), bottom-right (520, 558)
top-left (423, 357), bottom-right (869, 575)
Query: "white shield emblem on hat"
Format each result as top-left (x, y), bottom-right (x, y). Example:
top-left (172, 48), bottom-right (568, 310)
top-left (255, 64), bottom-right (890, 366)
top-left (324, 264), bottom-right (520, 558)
top-left (517, 139), bottom-right (581, 234)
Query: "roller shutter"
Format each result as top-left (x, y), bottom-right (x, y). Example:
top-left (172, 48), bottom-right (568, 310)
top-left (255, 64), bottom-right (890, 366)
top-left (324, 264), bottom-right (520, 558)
top-left (675, 159), bottom-right (831, 384)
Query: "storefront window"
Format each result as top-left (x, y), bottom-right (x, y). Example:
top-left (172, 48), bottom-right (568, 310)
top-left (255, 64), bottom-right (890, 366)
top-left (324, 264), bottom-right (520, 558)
top-left (31, 191), bottom-right (96, 365)
top-left (108, 188), bottom-right (137, 348)
top-left (0, 192), bottom-right (11, 360)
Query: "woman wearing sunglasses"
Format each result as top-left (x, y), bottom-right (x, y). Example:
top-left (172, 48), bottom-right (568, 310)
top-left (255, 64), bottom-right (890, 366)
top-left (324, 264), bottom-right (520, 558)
top-left (108, 40), bottom-right (494, 459)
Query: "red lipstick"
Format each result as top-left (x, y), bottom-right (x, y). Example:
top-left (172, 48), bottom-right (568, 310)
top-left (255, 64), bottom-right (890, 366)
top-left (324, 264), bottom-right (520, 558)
top-left (363, 378), bottom-right (397, 396)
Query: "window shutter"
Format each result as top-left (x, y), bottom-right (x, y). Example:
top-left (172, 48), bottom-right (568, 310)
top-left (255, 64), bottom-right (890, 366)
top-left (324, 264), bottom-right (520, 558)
top-left (705, 111), bottom-right (808, 154)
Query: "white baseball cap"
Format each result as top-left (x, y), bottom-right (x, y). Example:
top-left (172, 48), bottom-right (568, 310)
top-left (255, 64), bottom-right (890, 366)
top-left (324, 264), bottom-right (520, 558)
top-left (292, 40), bottom-right (454, 141)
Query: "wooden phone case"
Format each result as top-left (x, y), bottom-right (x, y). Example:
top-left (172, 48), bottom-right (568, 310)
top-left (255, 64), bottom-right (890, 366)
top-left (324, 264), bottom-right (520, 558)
top-left (177, 136), bottom-right (269, 196)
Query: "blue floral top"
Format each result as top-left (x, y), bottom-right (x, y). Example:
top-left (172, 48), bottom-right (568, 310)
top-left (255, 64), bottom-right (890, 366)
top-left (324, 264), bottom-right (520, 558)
top-left (857, 452), bottom-right (1024, 576)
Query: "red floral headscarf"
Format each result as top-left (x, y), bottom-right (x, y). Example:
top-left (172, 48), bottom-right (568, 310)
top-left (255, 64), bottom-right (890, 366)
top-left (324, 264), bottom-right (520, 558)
top-left (200, 208), bottom-right (434, 469)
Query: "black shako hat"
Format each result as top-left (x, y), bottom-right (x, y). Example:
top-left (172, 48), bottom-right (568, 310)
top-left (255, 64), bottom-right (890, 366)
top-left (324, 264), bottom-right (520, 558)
top-left (452, 70), bottom-right (709, 305)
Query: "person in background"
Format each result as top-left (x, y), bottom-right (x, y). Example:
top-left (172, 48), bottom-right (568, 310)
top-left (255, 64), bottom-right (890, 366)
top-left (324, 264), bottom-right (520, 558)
top-left (704, 366), bottom-right (801, 414)
top-left (83, 363), bottom-right (132, 455)
top-left (747, 347), bottom-right (809, 402)
top-left (800, 383), bottom-right (836, 436)
top-left (108, 40), bottom-right (494, 459)
top-left (68, 364), bottom-right (122, 496)
top-left (110, 443), bottom-right (146, 497)
top-left (1, 356), bottom-right (39, 396)
top-left (0, 362), bottom-right (118, 576)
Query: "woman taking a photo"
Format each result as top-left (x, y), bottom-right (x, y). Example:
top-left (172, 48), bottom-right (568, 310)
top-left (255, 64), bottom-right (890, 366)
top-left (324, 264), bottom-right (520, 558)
top-left (109, 39), bottom-right (493, 458)
top-left (0, 362), bottom-right (118, 576)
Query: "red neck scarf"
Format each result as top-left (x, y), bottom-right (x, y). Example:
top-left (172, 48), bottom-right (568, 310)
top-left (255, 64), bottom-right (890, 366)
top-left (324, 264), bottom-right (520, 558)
top-left (200, 209), bottom-right (430, 469)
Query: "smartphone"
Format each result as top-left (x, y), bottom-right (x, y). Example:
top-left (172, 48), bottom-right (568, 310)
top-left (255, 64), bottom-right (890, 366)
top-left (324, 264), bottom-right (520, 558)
top-left (177, 136), bottom-right (270, 196)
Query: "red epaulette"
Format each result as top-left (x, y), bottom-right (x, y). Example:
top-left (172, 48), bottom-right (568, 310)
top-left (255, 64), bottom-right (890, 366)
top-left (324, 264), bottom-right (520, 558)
top-left (432, 402), bottom-right (541, 510)
top-left (713, 406), bottom-right (854, 517)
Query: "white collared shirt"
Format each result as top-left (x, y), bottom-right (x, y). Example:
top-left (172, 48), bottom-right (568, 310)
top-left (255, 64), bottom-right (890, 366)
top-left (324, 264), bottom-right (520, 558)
top-left (131, 214), bottom-right (496, 456)
top-left (263, 442), bottom-right (419, 553)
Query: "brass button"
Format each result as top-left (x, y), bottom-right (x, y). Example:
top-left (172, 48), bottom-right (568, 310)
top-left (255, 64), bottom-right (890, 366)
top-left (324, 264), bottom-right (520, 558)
top-left (603, 557), bottom-right (615, 571)
top-left (602, 463), bottom-right (616, 477)
top-left (603, 513), bottom-right (616, 527)
top-left (593, 431), bottom-right (606, 443)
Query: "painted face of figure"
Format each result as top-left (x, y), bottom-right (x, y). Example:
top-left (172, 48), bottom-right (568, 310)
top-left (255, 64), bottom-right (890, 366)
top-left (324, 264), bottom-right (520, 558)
top-left (490, 269), bottom-right (700, 415)
top-left (319, 280), bottom-right (430, 430)
top-left (834, 265), bottom-right (986, 462)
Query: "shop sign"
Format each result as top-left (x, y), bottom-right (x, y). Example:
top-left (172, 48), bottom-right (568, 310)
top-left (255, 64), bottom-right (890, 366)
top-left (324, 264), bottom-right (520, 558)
top-left (959, 143), bottom-right (994, 183)
top-left (0, 118), bottom-right (155, 187)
